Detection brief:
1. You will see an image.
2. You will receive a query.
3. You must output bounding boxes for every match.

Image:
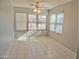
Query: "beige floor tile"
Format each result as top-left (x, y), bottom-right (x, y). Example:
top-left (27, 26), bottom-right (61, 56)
top-left (6, 37), bottom-right (76, 59)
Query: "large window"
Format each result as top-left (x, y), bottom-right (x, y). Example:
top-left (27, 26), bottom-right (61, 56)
top-left (50, 14), bottom-right (56, 31)
top-left (28, 14), bottom-right (36, 30)
top-left (50, 12), bottom-right (64, 33)
top-left (56, 13), bottom-right (64, 33)
top-left (28, 14), bottom-right (36, 22)
top-left (28, 23), bottom-right (36, 30)
top-left (15, 13), bottom-right (27, 30)
top-left (38, 15), bottom-right (46, 30)
top-left (38, 24), bottom-right (46, 30)
top-left (15, 13), bottom-right (47, 31)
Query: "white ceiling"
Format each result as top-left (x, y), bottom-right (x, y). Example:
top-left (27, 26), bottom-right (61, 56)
top-left (11, 0), bottom-right (72, 9)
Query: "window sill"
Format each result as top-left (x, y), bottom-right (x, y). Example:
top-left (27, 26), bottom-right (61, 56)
top-left (50, 31), bottom-right (63, 35)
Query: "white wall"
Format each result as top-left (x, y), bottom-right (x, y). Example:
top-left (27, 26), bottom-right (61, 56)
top-left (0, 0), bottom-right (14, 56)
top-left (49, 1), bottom-right (78, 53)
top-left (77, 0), bottom-right (79, 58)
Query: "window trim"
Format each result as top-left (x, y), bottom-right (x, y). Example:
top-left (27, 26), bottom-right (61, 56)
top-left (15, 12), bottom-right (47, 31)
top-left (55, 13), bottom-right (64, 34)
top-left (50, 14), bottom-right (56, 32)
top-left (15, 12), bottom-right (27, 31)
top-left (37, 15), bottom-right (47, 30)
top-left (50, 12), bottom-right (64, 34)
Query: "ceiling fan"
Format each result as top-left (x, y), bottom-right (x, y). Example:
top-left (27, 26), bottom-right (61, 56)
top-left (30, 2), bottom-right (48, 13)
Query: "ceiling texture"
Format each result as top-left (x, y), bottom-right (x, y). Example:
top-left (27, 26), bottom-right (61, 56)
top-left (11, 0), bottom-right (72, 10)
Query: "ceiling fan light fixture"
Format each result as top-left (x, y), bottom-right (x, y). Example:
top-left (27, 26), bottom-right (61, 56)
top-left (32, 2), bottom-right (42, 13)
top-left (33, 9), bottom-right (41, 13)
top-left (33, 8), bottom-right (38, 12)
top-left (37, 10), bottom-right (41, 13)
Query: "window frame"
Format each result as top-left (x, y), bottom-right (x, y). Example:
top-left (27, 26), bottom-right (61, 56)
top-left (37, 15), bottom-right (47, 31)
top-left (50, 12), bottom-right (64, 34)
top-left (15, 12), bottom-right (47, 31)
top-left (55, 13), bottom-right (64, 34)
top-left (50, 14), bottom-right (56, 32)
top-left (28, 14), bottom-right (37, 31)
top-left (15, 12), bottom-right (27, 31)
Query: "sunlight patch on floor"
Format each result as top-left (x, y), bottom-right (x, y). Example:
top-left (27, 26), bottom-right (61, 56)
top-left (17, 31), bottom-right (37, 41)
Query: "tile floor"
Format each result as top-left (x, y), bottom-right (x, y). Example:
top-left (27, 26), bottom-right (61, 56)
top-left (6, 37), bottom-right (76, 59)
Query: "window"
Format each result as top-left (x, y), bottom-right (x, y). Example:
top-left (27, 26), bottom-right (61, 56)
top-left (15, 13), bottom-right (27, 30)
top-left (50, 14), bottom-right (56, 31)
top-left (38, 15), bottom-right (46, 23)
top-left (50, 12), bottom-right (64, 33)
top-left (28, 23), bottom-right (36, 30)
top-left (38, 24), bottom-right (46, 30)
top-left (56, 13), bottom-right (64, 33)
top-left (15, 13), bottom-right (47, 31)
top-left (38, 15), bottom-right (46, 30)
top-left (28, 15), bottom-right (36, 22)
top-left (28, 14), bottom-right (36, 30)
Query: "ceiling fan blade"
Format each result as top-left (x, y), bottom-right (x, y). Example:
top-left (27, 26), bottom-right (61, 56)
top-left (29, 1), bottom-right (49, 9)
